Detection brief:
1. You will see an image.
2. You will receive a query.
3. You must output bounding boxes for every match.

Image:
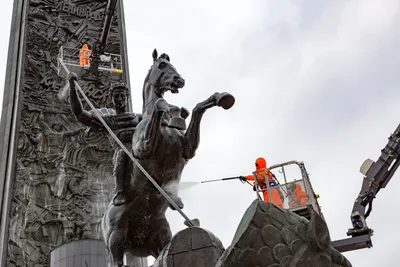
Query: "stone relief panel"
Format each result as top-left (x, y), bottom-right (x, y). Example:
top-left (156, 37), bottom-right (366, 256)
top-left (6, 0), bottom-right (125, 266)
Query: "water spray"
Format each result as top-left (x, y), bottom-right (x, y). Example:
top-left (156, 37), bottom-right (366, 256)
top-left (179, 181), bottom-right (201, 190)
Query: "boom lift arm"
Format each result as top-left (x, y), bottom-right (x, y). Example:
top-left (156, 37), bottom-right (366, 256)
top-left (89, 0), bottom-right (118, 74)
top-left (331, 123), bottom-right (400, 252)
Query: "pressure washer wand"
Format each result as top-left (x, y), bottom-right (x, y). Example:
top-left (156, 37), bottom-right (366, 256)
top-left (201, 177), bottom-right (241, 183)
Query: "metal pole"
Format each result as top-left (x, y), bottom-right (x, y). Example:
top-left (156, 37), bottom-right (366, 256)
top-left (281, 166), bottom-right (288, 184)
top-left (265, 170), bottom-right (272, 204)
top-left (201, 177), bottom-right (239, 183)
top-left (99, 0), bottom-right (118, 53)
top-left (252, 172), bottom-right (262, 200)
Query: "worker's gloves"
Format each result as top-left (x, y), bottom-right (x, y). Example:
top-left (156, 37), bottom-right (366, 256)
top-left (238, 176), bottom-right (247, 181)
top-left (67, 72), bottom-right (78, 84)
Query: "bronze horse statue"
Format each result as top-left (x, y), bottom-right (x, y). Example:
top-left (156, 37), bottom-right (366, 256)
top-left (101, 49), bottom-right (235, 266)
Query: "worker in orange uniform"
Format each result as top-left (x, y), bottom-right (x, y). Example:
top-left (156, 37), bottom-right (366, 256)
top-left (288, 183), bottom-right (308, 208)
top-left (79, 44), bottom-right (92, 66)
top-left (239, 157), bottom-right (284, 207)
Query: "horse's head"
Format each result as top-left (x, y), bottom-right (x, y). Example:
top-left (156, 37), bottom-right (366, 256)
top-left (147, 49), bottom-right (185, 95)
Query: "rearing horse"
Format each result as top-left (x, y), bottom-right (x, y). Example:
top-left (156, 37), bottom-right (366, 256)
top-left (101, 49), bottom-right (235, 267)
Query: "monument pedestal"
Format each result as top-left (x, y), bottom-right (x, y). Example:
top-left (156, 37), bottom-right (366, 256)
top-left (152, 200), bottom-right (353, 267)
top-left (50, 240), bottom-right (107, 267)
top-left (152, 226), bottom-right (225, 267)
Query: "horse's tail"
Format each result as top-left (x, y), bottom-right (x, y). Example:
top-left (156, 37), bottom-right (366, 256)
top-left (101, 205), bottom-right (111, 248)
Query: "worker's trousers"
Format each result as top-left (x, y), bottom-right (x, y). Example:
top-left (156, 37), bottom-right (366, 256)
top-left (262, 183), bottom-right (283, 207)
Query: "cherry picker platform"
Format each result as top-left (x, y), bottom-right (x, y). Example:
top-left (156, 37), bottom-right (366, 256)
top-left (57, 0), bottom-right (123, 81)
top-left (57, 46), bottom-right (123, 80)
top-left (249, 159), bottom-right (375, 253)
top-left (253, 160), bottom-right (323, 220)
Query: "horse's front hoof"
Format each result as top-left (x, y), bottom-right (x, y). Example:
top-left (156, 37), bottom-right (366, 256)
top-left (181, 107), bottom-right (190, 119)
top-left (217, 92), bottom-right (235, 110)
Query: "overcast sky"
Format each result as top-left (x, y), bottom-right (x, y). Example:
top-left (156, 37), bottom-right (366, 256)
top-left (1, 0), bottom-right (400, 266)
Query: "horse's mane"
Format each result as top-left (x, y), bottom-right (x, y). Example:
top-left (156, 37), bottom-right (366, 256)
top-left (141, 54), bottom-right (170, 113)
top-left (142, 68), bottom-right (151, 113)
top-left (160, 53), bottom-right (170, 61)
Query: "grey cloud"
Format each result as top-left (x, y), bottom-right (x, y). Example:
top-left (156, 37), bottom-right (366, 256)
top-left (0, 0), bottom-right (399, 266)
top-left (122, 1), bottom-right (400, 266)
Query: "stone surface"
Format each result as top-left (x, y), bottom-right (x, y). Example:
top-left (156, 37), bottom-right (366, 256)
top-left (152, 227), bottom-right (225, 267)
top-left (0, 0), bottom-right (131, 266)
top-left (50, 239), bottom-right (107, 267)
top-left (0, 0), bottom-right (28, 265)
top-left (215, 200), bottom-right (352, 267)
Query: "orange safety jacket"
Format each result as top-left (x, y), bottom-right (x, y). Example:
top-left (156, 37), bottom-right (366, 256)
top-left (290, 184), bottom-right (308, 207)
top-left (245, 157), bottom-right (283, 207)
top-left (79, 44), bottom-right (92, 66)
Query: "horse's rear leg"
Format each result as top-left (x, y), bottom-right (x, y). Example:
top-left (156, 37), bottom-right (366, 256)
top-left (108, 231), bottom-right (125, 267)
top-left (147, 218), bottom-right (172, 259)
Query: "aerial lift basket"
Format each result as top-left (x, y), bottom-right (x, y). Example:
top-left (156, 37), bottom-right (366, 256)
top-left (57, 46), bottom-right (123, 80)
top-left (255, 161), bottom-right (323, 221)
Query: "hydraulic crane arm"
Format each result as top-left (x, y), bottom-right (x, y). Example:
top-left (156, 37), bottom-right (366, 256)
top-left (98, 0), bottom-right (118, 54)
top-left (348, 123), bottom-right (400, 236)
top-left (332, 122), bottom-right (400, 252)
top-left (90, 0), bottom-right (118, 74)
